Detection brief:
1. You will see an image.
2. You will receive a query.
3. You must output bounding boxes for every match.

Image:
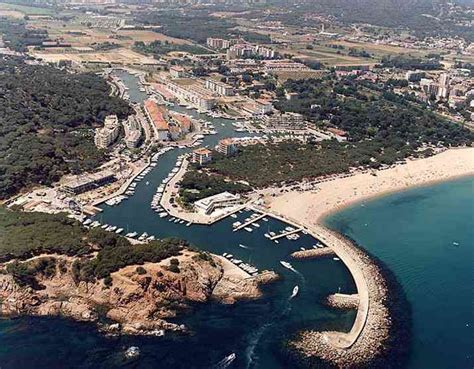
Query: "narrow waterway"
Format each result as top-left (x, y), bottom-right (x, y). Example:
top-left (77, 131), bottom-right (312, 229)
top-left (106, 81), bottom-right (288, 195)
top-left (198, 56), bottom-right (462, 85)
top-left (0, 71), bottom-right (357, 369)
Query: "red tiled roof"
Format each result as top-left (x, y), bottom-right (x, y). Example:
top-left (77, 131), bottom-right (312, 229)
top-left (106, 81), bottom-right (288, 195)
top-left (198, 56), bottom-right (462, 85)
top-left (144, 99), bottom-right (168, 131)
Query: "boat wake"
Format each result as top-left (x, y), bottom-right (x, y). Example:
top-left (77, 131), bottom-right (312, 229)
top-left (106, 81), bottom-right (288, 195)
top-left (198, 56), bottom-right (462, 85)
top-left (214, 353), bottom-right (236, 368)
top-left (245, 322), bottom-right (271, 369)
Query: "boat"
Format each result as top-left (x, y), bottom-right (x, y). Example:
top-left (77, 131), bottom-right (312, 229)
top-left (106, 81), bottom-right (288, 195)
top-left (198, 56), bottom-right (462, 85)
top-left (101, 224), bottom-right (109, 229)
top-left (124, 346), bottom-right (140, 359)
top-left (127, 232), bottom-right (138, 238)
top-left (252, 223), bottom-right (260, 228)
top-left (83, 219), bottom-right (92, 225)
top-left (159, 212), bottom-right (168, 218)
top-left (300, 247), bottom-right (306, 251)
top-left (262, 217), bottom-right (269, 222)
top-left (216, 353), bottom-right (236, 367)
top-left (333, 257), bottom-right (340, 261)
top-left (115, 228), bottom-right (124, 234)
top-left (280, 261), bottom-right (293, 269)
top-left (291, 285), bottom-right (299, 298)
top-left (146, 181), bottom-right (149, 185)
top-left (264, 233), bottom-right (270, 238)
top-left (232, 221), bottom-right (241, 228)
top-left (230, 214), bottom-right (238, 219)
top-left (244, 227), bottom-right (253, 232)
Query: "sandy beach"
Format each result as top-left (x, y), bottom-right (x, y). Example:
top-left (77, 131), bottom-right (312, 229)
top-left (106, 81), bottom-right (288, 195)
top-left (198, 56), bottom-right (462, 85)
top-left (266, 148), bottom-right (474, 224)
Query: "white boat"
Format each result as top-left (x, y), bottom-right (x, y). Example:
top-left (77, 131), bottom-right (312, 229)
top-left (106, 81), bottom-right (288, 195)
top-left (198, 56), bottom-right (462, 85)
top-left (333, 257), bottom-right (340, 261)
top-left (264, 233), bottom-right (270, 238)
top-left (252, 223), bottom-right (260, 228)
top-left (126, 232), bottom-right (138, 238)
top-left (280, 261), bottom-right (293, 269)
top-left (291, 285), bottom-right (299, 298)
top-left (124, 346), bottom-right (140, 359)
top-left (244, 227), bottom-right (253, 232)
top-left (101, 224), bottom-right (109, 229)
top-left (115, 228), bottom-right (124, 234)
top-left (83, 219), bottom-right (92, 225)
top-left (159, 212), bottom-right (168, 218)
top-left (300, 247), bottom-right (306, 251)
top-left (230, 214), bottom-right (238, 219)
top-left (232, 221), bottom-right (241, 228)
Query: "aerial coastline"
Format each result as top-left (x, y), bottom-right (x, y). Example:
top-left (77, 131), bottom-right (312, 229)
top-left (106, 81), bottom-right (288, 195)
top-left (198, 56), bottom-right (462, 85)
top-left (261, 148), bottom-right (473, 368)
top-left (265, 147), bottom-right (474, 224)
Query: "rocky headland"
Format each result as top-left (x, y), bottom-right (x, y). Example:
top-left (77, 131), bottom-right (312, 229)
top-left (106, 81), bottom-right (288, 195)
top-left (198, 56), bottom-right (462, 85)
top-left (0, 249), bottom-right (277, 336)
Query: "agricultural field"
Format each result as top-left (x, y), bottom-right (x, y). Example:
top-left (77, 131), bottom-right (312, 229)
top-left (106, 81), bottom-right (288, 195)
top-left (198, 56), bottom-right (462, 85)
top-left (31, 47), bottom-right (158, 65)
top-left (0, 2), bottom-right (54, 16)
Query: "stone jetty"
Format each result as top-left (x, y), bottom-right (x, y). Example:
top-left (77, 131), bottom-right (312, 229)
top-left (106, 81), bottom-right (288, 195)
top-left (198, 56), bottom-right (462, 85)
top-left (291, 247), bottom-right (335, 259)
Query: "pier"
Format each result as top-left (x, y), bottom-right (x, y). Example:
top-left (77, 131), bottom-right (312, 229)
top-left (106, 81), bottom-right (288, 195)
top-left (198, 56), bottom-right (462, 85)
top-left (232, 213), bottom-right (267, 231)
top-left (269, 227), bottom-right (303, 240)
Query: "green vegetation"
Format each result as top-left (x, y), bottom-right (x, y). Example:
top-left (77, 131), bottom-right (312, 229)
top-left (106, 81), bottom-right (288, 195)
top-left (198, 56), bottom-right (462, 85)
top-left (380, 55), bottom-right (442, 70)
top-left (135, 11), bottom-right (271, 45)
top-left (133, 40), bottom-right (213, 57)
top-left (0, 1), bottom-right (55, 16)
top-left (0, 207), bottom-right (184, 283)
top-left (179, 170), bottom-right (251, 206)
top-left (0, 207), bottom-right (97, 261)
top-left (73, 238), bottom-right (183, 281)
top-left (6, 257), bottom-right (56, 288)
top-left (0, 56), bottom-right (132, 199)
top-left (0, 19), bottom-right (48, 52)
top-left (204, 75), bottom-right (472, 187)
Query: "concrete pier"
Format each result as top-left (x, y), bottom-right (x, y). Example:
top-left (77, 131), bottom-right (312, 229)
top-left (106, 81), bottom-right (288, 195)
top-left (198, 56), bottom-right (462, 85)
top-left (232, 213), bottom-right (267, 231)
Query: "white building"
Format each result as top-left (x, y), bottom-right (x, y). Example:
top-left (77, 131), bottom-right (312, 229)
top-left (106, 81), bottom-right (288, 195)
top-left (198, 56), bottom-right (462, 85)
top-left (194, 192), bottom-right (242, 215)
top-left (94, 115), bottom-right (120, 149)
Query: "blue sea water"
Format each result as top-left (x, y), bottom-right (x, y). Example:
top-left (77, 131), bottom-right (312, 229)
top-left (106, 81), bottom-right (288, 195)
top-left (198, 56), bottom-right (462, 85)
top-left (0, 71), bottom-right (472, 368)
top-left (325, 176), bottom-right (474, 369)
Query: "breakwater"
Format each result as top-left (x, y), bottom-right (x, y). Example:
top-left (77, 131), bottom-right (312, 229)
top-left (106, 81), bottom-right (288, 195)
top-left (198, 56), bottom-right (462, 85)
top-left (262, 206), bottom-right (409, 368)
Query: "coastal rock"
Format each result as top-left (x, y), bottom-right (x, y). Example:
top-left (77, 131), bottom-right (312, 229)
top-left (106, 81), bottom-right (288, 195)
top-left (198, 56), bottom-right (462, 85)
top-left (291, 247), bottom-right (335, 259)
top-left (0, 250), bottom-right (273, 335)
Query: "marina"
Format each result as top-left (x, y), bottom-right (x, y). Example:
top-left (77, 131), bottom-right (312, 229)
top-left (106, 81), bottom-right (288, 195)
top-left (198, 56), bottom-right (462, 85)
top-left (4, 69), bottom-right (357, 369)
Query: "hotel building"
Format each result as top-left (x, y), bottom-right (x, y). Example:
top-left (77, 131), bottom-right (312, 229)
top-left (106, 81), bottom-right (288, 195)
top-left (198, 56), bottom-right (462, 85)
top-left (192, 147), bottom-right (213, 165)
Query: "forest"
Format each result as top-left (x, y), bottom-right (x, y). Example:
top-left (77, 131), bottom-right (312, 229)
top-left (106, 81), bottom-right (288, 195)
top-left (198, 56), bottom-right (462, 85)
top-left (134, 10), bottom-right (271, 45)
top-left (0, 19), bottom-right (48, 51)
top-left (0, 207), bottom-right (184, 286)
top-left (205, 75), bottom-right (472, 187)
top-left (178, 170), bottom-right (250, 206)
top-left (133, 40), bottom-right (212, 57)
top-left (0, 56), bottom-right (132, 199)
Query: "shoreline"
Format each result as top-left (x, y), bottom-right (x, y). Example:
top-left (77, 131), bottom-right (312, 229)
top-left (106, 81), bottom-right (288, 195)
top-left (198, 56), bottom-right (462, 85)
top-left (318, 170), bottom-right (474, 223)
top-left (263, 148), bottom-right (473, 368)
top-left (266, 148), bottom-right (474, 225)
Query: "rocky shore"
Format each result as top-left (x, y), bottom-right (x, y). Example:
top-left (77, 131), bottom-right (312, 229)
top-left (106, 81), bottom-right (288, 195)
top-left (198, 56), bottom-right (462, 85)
top-left (287, 228), bottom-right (410, 369)
top-left (325, 293), bottom-right (359, 310)
top-left (291, 247), bottom-right (335, 259)
top-left (0, 250), bottom-right (276, 336)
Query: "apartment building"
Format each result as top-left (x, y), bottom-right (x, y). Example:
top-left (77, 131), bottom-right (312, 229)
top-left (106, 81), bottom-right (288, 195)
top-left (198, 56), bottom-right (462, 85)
top-left (94, 115), bottom-right (120, 149)
top-left (192, 147), bottom-right (213, 165)
top-left (205, 79), bottom-right (234, 96)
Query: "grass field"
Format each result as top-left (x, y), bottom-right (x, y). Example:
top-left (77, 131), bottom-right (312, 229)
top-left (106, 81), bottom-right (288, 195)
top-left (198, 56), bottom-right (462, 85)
top-left (0, 2), bottom-right (54, 16)
top-left (28, 19), bottom-right (194, 49)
